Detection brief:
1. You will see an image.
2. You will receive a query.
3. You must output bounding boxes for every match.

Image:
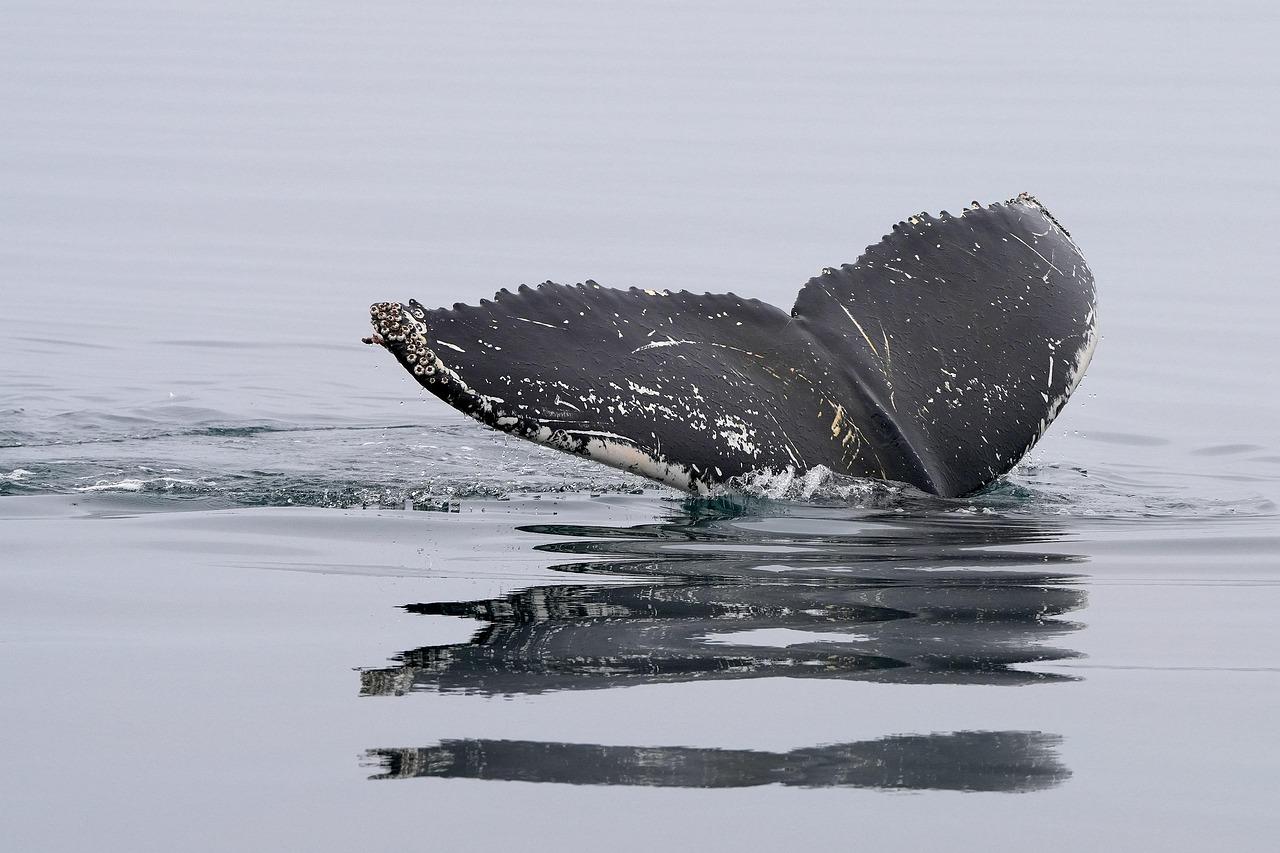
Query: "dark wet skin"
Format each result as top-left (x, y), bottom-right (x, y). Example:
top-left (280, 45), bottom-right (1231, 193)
top-left (365, 196), bottom-right (1096, 497)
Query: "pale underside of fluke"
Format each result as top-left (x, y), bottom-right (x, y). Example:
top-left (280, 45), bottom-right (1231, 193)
top-left (365, 194), bottom-right (1097, 498)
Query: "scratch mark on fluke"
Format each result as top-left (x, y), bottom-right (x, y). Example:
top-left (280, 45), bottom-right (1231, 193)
top-left (365, 193), bottom-right (1097, 497)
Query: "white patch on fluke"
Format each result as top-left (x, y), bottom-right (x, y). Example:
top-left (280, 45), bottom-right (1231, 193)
top-left (514, 316), bottom-right (560, 330)
top-left (632, 337), bottom-right (696, 353)
top-left (715, 414), bottom-right (759, 457)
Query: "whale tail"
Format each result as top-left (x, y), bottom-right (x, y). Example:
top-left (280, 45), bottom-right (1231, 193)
top-left (366, 194), bottom-right (1096, 497)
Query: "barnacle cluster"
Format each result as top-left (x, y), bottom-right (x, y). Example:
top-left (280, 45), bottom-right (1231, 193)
top-left (367, 302), bottom-right (446, 386)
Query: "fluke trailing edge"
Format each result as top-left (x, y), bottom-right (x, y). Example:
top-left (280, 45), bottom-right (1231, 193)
top-left (364, 194), bottom-right (1097, 498)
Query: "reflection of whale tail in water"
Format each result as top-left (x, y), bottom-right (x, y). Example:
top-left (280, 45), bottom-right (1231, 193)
top-left (361, 511), bottom-right (1085, 793)
top-left (367, 732), bottom-right (1069, 792)
top-left (362, 509), bottom-right (1086, 696)
top-left (360, 570), bottom-right (1086, 696)
top-left (366, 194), bottom-right (1097, 497)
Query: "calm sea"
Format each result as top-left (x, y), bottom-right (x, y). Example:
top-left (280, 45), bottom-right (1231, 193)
top-left (3, 2), bottom-right (1278, 850)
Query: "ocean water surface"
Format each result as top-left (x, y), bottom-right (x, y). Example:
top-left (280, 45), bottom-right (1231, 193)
top-left (3, 2), bottom-right (1279, 851)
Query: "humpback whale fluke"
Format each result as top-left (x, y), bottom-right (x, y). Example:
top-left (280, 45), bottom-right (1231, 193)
top-left (365, 194), bottom-right (1097, 498)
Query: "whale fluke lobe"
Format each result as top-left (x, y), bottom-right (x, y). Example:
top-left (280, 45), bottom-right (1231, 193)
top-left (367, 194), bottom-right (1096, 497)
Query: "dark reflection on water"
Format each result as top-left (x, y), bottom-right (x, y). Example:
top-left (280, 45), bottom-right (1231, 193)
top-left (367, 731), bottom-right (1069, 792)
top-left (361, 573), bottom-right (1083, 695)
top-left (363, 505), bottom-right (1086, 695)
top-left (364, 500), bottom-right (1087, 791)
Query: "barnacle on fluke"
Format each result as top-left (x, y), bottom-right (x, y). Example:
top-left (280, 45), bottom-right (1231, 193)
top-left (365, 194), bottom-right (1097, 497)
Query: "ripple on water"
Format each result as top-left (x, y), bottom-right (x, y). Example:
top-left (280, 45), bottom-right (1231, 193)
top-left (1, 403), bottom-right (1275, 519)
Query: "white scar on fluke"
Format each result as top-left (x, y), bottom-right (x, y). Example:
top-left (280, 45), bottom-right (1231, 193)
top-left (365, 193), bottom-right (1097, 498)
